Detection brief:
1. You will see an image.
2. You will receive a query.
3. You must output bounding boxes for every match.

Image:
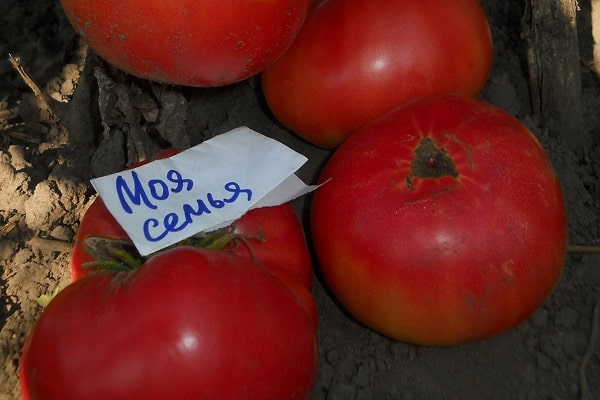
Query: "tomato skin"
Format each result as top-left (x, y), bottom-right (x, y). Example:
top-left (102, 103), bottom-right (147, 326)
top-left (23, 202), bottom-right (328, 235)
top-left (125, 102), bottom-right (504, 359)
top-left (21, 248), bottom-right (317, 400)
top-left (59, 0), bottom-right (310, 86)
top-left (310, 94), bottom-right (568, 345)
top-left (227, 204), bottom-right (314, 290)
top-left (70, 197), bottom-right (128, 281)
top-left (262, 0), bottom-right (493, 149)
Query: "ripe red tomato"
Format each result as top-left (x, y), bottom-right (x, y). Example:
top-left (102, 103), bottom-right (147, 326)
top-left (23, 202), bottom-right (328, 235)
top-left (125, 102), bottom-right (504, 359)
top-left (262, 0), bottom-right (493, 149)
top-left (20, 248), bottom-right (318, 399)
top-left (224, 204), bottom-right (314, 289)
top-left (71, 149), bottom-right (314, 291)
top-left (310, 94), bottom-right (568, 345)
top-left (59, 0), bottom-right (311, 86)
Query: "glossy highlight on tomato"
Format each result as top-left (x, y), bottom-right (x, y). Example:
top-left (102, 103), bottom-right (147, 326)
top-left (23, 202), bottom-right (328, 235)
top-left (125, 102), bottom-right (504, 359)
top-left (262, 0), bottom-right (493, 148)
top-left (20, 248), bottom-right (318, 399)
top-left (310, 94), bottom-right (568, 345)
top-left (59, 0), bottom-right (311, 86)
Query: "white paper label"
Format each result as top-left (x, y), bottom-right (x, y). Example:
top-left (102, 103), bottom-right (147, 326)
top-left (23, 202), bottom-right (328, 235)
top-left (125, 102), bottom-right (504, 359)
top-left (91, 127), bottom-right (316, 256)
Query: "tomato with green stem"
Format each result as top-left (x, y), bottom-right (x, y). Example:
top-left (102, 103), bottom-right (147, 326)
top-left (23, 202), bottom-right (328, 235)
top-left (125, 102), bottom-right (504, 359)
top-left (71, 197), bottom-right (314, 291)
top-left (22, 147), bottom-right (319, 398)
top-left (70, 149), bottom-right (314, 291)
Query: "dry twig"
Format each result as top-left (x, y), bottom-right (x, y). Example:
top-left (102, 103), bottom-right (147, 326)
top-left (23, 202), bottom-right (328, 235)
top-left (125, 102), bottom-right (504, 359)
top-left (8, 53), bottom-right (63, 124)
top-left (569, 245), bottom-right (600, 253)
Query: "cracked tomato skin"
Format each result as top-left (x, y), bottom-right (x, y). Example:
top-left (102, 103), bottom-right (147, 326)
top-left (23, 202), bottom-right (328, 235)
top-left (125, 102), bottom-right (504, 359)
top-left (262, 0), bottom-right (493, 148)
top-left (310, 94), bottom-right (568, 345)
top-left (59, 0), bottom-right (311, 86)
top-left (20, 248), bottom-right (318, 400)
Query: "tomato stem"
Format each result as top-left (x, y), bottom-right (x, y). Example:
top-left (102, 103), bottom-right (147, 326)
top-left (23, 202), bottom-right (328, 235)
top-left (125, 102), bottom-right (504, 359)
top-left (82, 237), bottom-right (144, 272)
top-left (179, 226), bottom-right (239, 249)
top-left (406, 137), bottom-right (458, 191)
top-left (179, 226), bottom-right (266, 262)
top-left (81, 224), bottom-right (266, 272)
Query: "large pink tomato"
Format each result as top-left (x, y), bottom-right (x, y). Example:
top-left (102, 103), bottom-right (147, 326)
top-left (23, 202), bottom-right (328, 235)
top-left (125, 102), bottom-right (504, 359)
top-left (262, 0), bottom-right (493, 148)
top-left (59, 0), bottom-right (311, 86)
top-left (310, 94), bottom-right (568, 345)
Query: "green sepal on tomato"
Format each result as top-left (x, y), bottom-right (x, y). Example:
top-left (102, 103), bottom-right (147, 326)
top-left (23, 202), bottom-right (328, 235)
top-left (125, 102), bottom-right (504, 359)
top-left (310, 94), bottom-right (568, 346)
top-left (70, 197), bottom-right (314, 292)
top-left (262, 0), bottom-right (493, 149)
top-left (20, 247), bottom-right (318, 400)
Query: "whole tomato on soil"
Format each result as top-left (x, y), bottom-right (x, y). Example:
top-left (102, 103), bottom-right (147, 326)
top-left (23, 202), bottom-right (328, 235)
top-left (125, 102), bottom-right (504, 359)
top-left (310, 94), bottom-right (568, 345)
top-left (59, 0), bottom-right (311, 86)
top-left (70, 149), bottom-right (314, 291)
top-left (262, 0), bottom-right (493, 149)
top-left (20, 247), bottom-right (318, 399)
